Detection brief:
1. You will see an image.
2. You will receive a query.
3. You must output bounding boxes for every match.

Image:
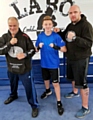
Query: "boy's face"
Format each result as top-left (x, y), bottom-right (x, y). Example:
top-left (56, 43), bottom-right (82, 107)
top-left (42, 20), bottom-right (53, 32)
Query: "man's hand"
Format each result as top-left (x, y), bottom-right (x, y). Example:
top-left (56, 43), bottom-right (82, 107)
top-left (67, 31), bottom-right (76, 41)
top-left (10, 38), bottom-right (17, 45)
top-left (16, 53), bottom-right (26, 60)
top-left (53, 28), bottom-right (60, 33)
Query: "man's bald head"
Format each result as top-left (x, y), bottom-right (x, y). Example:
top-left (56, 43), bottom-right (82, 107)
top-left (68, 5), bottom-right (81, 23)
top-left (69, 5), bottom-right (81, 13)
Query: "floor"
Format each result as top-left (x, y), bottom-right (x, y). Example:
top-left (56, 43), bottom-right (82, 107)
top-left (0, 83), bottom-right (93, 120)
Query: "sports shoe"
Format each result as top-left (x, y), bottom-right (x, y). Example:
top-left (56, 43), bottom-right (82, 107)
top-left (32, 108), bottom-right (38, 118)
top-left (4, 96), bottom-right (18, 104)
top-left (75, 106), bottom-right (90, 118)
top-left (57, 103), bottom-right (64, 115)
top-left (64, 91), bottom-right (80, 98)
top-left (41, 90), bottom-right (52, 99)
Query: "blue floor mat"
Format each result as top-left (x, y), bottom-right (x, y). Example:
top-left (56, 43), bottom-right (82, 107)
top-left (0, 84), bottom-right (93, 120)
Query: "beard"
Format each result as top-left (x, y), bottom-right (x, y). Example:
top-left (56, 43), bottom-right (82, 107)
top-left (72, 17), bottom-right (81, 24)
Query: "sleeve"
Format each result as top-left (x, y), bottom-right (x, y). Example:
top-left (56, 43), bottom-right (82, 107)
top-left (25, 35), bottom-right (36, 58)
top-left (56, 34), bottom-right (66, 47)
top-left (57, 25), bottom-right (69, 41)
top-left (75, 23), bottom-right (93, 49)
top-left (35, 35), bottom-right (40, 47)
top-left (0, 35), bottom-right (12, 55)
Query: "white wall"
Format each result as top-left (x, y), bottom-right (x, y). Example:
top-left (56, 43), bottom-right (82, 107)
top-left (0, 0), bottom-right (93, 59)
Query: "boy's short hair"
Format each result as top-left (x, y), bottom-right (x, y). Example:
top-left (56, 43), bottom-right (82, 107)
top-left (42, 16), bottom-right (53, 24)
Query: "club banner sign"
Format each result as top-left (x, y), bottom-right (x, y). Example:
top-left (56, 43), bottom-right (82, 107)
top-left (8, 0), bottom-right (75, 40)
top-left (0, 0), bottom-right (93, 58)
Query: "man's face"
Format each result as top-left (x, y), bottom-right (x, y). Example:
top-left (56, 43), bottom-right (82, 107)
top-left (8, 19), bottom-right (19, 36)
top-left (42, 20), bottom-right (53, 32)
top-left (68, 6), bottom-right (81, 23)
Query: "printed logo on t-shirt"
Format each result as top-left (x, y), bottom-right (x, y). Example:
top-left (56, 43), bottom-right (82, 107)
top-left (8, 46), bottom-right (23, 58)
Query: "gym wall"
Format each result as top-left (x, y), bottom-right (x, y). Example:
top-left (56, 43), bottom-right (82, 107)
top-left (0, 0), bottom-right (93, 85)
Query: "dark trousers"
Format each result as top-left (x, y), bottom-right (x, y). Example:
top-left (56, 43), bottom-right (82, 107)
top-left (7, 70), bottom-right (39, 108)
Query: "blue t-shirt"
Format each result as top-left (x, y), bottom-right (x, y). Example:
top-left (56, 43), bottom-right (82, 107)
top-left (35, 31), bottom-right (65, 68)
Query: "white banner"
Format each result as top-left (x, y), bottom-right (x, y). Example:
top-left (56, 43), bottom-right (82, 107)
top-left (0, 0), bottom-right (93, 59)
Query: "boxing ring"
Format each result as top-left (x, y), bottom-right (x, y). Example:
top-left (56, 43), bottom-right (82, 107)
top-left (0, 53), bottom-right (93, 85)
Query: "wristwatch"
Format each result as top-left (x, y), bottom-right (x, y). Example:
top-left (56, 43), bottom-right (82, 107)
top-left (72, 36), bottom-right (76, 41)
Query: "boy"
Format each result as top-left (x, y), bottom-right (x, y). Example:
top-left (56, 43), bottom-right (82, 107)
top-left (35, 16), bottom-right (67, 115)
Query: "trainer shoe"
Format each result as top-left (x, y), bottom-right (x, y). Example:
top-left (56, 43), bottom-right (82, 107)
top-left (75, 106), bottom-right (90, 118)
top-left (32, 108), bottom-right (38, 118)
top-left (64, 91), bottom-right (80, 98)
top-left (57, 103), bottom-right (64, 115)
top-left (4, 96), bottom-right (18, 104)
top-left (41, 90), bottom-right (52, 99)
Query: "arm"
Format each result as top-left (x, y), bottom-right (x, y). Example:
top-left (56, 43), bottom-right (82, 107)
top-left (54, 27), bottom-right (67, 41)
top-left (50, 43), bottom-right (67, 52)
top-left (16, 36), bottom-right (36, 60)
top-left (35, 35), bottom-right (44, 51)
top-left (0, 35), bottom-right (12, 55)
top-left (49, 34), bottom-right (67, 52)
top-left (57, 35), bottom-right (67, 52)
top-left (75, 23), bottom-right (93, 49)
top-left (60, 46), bottom-right (67, 52)
top-left (57, 30), bottom-right (67, 41)
top-left (17, 34), bottom-right (36, 60)
top-left (25, 36), bottom-right (36, 58)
